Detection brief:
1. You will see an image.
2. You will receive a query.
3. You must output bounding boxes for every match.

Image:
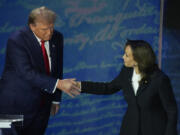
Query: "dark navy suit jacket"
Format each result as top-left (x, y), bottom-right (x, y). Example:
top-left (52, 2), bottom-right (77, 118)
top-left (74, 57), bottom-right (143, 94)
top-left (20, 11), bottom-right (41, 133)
top-left (0, 26), bottom-right (63, 121)
top-left (82, 66), bottom-right (177, 135)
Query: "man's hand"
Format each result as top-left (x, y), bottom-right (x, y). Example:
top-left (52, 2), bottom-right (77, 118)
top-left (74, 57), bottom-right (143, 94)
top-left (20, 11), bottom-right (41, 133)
top-left (57, 78), bottom-right (80, 97)
top-left (51, 103), bottom-right (60, 116)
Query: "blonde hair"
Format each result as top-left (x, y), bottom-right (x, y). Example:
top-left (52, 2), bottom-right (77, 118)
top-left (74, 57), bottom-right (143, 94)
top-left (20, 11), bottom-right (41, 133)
top-left (28, 6), bottom-right (56, 25)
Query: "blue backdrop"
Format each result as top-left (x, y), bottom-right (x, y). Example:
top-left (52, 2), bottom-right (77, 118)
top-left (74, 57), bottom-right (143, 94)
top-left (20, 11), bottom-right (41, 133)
top-left (0, 0), bottom-right (179, 135)
top-left (162, 0), bottom-right (180, 133)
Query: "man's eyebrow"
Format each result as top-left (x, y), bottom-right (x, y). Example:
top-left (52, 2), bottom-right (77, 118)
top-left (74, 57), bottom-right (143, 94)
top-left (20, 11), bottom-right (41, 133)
top-left (41, 28), bottom-right (49, 30)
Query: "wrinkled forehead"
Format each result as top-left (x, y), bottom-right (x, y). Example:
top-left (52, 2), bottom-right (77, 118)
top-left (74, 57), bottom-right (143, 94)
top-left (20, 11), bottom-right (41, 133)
top-left (34, 17), bottom-right (54, 25)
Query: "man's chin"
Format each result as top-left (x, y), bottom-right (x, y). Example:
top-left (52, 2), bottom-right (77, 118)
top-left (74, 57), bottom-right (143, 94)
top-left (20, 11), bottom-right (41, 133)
top-left (44, 37), bottom-right (52, 41)
top-left (45, 35), bottom-right (53, 41)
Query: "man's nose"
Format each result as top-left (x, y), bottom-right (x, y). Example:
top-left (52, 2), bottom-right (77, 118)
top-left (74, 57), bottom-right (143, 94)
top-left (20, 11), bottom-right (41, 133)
top-left (47, 29), bottom-right (51, 35)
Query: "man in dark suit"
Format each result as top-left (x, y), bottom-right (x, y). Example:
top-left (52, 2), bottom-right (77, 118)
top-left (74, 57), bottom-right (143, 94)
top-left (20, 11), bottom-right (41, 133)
top-left (0, 6), bottom-right (80, 135)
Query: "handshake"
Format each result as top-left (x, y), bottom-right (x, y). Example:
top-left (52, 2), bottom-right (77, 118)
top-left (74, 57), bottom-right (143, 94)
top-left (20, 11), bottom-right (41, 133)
top-left (57, 79), bottom-right (81, 97)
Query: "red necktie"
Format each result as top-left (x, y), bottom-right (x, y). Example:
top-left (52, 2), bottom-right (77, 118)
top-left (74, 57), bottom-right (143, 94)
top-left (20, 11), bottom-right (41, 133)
top-left (41, 40), bottom-right (50, 75)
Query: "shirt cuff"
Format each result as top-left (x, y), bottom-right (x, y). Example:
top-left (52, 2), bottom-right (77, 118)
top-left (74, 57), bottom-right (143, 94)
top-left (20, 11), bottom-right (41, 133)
top-left (52, 101), bottom-right (60, 104)
top-left (52, 79), bottom-right (59, 93)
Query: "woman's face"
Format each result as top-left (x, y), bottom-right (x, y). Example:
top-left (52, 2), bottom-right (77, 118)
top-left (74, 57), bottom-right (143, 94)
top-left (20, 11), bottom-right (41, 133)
top-left (123, 45), bottom-right (137, 68)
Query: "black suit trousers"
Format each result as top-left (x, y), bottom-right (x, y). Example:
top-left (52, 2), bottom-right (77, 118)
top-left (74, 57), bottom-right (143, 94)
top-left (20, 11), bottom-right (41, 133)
top-left (14, 100), bottom-right (51, 135)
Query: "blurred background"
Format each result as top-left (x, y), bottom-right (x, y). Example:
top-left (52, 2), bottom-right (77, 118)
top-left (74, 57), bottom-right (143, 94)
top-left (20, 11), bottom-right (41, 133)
top-left (0, 0), bottom-right (179, 134)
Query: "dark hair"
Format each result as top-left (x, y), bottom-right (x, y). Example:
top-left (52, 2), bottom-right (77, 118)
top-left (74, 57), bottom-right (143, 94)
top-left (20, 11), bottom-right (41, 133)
top-left (28, 6), bottom-right (56, 25)
top-left (125, 40), bottom-right (158, 84)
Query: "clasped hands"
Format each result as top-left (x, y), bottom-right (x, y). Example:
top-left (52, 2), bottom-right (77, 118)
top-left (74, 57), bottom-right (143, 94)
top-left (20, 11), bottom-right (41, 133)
top-left (57, 79), bottom-right (81, 97)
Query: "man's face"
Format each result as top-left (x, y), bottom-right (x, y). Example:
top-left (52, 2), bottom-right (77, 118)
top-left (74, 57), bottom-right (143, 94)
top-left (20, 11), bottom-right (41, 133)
top-left (30, 21), bottom-right (54, 41)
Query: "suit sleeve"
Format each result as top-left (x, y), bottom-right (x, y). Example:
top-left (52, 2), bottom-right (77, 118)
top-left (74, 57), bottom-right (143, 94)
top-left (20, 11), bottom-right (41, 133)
top-left (81, 66), bottom-right (126, 94)
top-left (158, 75), bottom-right (178, 135)
top-left (6, 38), bottom-right (57, 94)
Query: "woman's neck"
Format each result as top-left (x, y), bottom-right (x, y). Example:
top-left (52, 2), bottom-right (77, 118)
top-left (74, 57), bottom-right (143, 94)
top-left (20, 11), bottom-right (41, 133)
top-left (134, 66), bottom-right (140, 74)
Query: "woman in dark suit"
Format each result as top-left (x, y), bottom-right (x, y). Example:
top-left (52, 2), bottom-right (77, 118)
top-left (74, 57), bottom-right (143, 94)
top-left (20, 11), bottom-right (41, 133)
top-left (79, 40), bottom-right (178, 135)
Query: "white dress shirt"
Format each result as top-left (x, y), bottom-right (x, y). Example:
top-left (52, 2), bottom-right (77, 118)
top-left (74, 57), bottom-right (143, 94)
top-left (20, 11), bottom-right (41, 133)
top-left (131, 69), bottom-right (141, 95)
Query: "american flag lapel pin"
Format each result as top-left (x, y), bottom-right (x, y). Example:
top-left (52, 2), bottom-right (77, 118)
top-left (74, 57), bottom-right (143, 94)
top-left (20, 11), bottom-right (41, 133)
top-left (52, 44), bottom-right (55, 48)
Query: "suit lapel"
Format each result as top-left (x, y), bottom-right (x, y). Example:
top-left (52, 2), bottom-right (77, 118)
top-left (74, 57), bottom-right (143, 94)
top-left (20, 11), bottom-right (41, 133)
top-left (126, 68), bottom-right (137, 97)
top-left (136, 69), bottom-right (159, 96)
top-left (25, 27), bottom-right (46, 72)
top-left (49, 40), bottom-right (57, 74)
top-left (128, 67), bottom-right (149, 97)
top-left (136, 79), bottom-right (149, 96)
